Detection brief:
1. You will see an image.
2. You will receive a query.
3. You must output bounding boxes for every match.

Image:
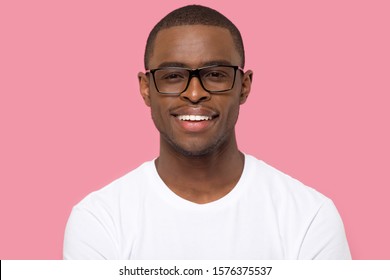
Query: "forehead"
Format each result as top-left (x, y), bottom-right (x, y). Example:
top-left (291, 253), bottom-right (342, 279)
top-left (149, 25), bottom-right (241, 69)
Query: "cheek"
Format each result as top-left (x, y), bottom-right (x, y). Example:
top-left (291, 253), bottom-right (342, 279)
top-left (150, 105), bottom-right (164, 128)
top-left (149, 98), bottom-right (172, 131)
top-left (224, 99), bottom-right (241, 125)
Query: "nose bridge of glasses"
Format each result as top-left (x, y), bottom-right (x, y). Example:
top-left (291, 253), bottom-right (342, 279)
top-left (188, 68), bottom-right (202, 83)
top-left (185, 69), bottom-right (206, 91)
top-left (179, 69), bottom-right (209, 101)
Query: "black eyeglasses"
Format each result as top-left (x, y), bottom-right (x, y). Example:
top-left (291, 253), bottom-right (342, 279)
top-left (146, 65), bottom-right (243, 95)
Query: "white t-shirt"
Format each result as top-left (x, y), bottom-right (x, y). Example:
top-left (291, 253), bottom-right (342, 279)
top-left (63, 154), bottom-right (351, 259)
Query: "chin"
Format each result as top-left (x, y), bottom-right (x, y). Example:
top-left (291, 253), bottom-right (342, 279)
top-left (177, 148), bottom-right (213, 158)
top-left (171, 140), bottom-right (221, 158)
top-left (160, 131), bottom-right (231, 158)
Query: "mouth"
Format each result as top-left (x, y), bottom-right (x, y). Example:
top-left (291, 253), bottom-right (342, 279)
top-left (170, 108), bottom-right (218, 132)
top-left (176, 115), bottom-right (214, 121)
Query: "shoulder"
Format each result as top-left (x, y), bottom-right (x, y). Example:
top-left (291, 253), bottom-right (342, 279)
top-left (244, 154), bottom-right (328, 212)
top-left (64, 160), bottom-right (156, 259)
top-left (244, 154), bottom-right (350, 259)
top-left (74, 160), bottom-right (155, 213)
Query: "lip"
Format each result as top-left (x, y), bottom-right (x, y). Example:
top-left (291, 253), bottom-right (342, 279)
top-left (170, 106), bottom-right (219, 118)
top-left (170, 106), bottom-right (219, 132)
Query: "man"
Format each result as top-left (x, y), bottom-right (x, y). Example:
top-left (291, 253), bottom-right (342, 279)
top-left (64, 5), bottom-right (351, 259)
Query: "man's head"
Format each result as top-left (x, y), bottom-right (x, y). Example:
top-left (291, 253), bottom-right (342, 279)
top-left (139, 5), bottom-right (252, 158)
top-left (144, 5), bottom-right (245, 70)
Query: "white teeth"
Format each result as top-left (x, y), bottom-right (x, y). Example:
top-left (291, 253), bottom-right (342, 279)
top-left (177, 115), bottom-right (212, 121)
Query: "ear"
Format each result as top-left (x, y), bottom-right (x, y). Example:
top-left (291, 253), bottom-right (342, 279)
top-left (239, 70), bottom-right (253, 105)
top-left (138, 72), bottom-right (151, 107)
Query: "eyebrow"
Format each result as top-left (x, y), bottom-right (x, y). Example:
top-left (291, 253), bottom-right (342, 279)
top-left (155, 60), bottom-right (234, 69)
top-left (156, 62), bottom-right (187, 68)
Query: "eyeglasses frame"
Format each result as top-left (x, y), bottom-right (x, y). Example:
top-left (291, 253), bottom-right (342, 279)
top-left (146, 65), bottom-right (244, 95)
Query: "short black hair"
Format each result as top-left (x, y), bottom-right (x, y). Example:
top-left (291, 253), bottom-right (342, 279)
top-left (144, 5), bottom-right (245, 69)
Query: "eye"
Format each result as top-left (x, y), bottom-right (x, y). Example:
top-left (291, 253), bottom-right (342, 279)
top-left (206, 71), bottom-right (227, 78)
top-left (159, 71), bottom-right (187, 82)
top-left (203, 69), bottom-right (230, 82)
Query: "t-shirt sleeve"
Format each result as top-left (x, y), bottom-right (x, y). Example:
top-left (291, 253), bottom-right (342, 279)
top-left (298, 198), bottom-right (351, 259)
top-left (63, 205), bottom-right (119, 260)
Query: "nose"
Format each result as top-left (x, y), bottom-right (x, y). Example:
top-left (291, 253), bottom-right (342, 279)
top-left (180, 76), bottom-right (211, 103)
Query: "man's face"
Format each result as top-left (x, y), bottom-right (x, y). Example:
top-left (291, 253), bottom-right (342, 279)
top-left (139, 25), bottom-right (252, 157)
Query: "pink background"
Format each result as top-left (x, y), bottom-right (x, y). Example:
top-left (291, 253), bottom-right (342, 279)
top-left (1, 0), bottom-right (389, 259)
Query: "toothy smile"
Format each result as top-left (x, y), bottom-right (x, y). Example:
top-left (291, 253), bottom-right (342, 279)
top-left (176, 115), bottom-right (213, 121)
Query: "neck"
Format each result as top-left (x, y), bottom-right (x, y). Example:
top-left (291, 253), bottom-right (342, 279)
top-left (155, 135), bottom-right (244, 204)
